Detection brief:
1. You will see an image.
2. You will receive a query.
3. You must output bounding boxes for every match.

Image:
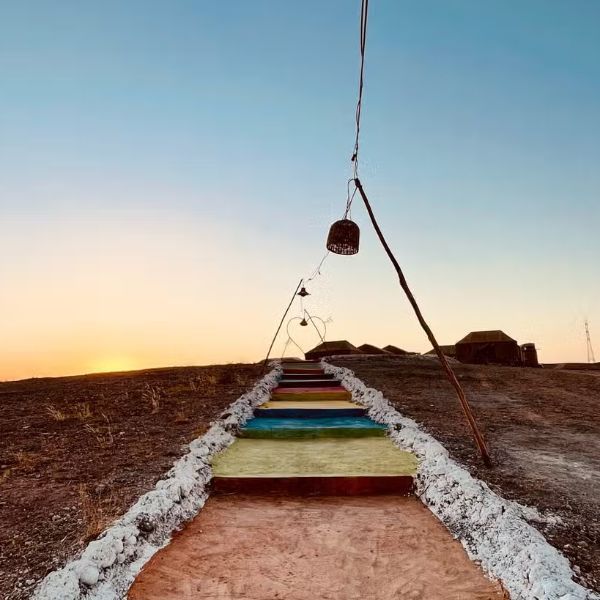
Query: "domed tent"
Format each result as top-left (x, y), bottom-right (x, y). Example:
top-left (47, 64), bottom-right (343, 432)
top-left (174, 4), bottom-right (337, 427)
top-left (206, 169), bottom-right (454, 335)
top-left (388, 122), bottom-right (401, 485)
top-left (304, 340), bottom-right (362, 360)
top-left (424, 345), bottom-right (456, 358)
top-left (383, 345), bottom-right (409, 355)
top-left (358, 343), bottom-right (389, 355)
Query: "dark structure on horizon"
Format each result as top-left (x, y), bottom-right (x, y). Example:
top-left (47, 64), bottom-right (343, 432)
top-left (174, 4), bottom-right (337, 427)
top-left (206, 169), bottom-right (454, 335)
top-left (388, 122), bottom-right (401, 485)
top-left (455, 330), bottom-right (521, 365)
top-left (357, 343), bottom-right (389, 355)
top-left (383, 344), bottom-right (410, 355)
top-left (424, 345), bottom-right (456, 358)
top-left (305, 340), bottom-right (362, 360)
top-left (520, 343), bottom-right (540, 367)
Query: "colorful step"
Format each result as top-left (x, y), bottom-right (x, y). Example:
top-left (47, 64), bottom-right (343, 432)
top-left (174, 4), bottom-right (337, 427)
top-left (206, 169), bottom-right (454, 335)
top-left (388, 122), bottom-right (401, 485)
top-left (271, 386), bottom-right (351, 402)
top-left (211, 438), bottom-right (417, 495)
top-left (282, 368), bottom-right (326, 375)
top-left (280, 372), bottom-right (335, 380)
top-left (282, 363), bottom-right (323, 370)
top-left (240, 416), bottom-right (386, 439)
top-left (255, 400), bottom-right (366, 418)
top-left (277, 379), bottom-right (342, 388)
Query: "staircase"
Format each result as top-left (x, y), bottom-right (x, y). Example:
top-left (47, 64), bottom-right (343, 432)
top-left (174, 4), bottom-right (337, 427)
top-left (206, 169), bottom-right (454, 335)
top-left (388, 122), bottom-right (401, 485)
top-left (211, 360), bottom-right (417, 496)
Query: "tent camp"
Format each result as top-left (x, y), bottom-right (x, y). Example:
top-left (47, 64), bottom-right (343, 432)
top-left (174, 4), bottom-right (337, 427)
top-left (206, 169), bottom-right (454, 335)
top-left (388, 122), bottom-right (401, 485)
top-left (357, 343), bottom-right (389, 355)
top-left (455, 331), bottom-right (520, 365)
top-left (424, 345), bottom-right (457, 358)
top-left (383, 345), bottom-right (410, 355)
top-left (305, 340), bottom-right (362, 360)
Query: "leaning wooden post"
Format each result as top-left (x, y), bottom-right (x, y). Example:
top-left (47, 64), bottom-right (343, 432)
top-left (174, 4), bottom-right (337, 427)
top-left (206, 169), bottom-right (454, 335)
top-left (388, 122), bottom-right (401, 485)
top-left (260, 279), bottom-right (303, 374)
top-left (354, 177), bottom-right (492, 466)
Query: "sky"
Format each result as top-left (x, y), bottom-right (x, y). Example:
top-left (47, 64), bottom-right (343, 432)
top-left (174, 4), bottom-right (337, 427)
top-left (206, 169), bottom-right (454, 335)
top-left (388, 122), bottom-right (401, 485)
top-left (1, 1), bottom-right (599, 380)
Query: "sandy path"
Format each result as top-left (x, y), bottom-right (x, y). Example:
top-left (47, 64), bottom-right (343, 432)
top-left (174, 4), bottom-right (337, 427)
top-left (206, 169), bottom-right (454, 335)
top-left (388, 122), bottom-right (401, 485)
top-left (129, 495), bottom-right (506, 600)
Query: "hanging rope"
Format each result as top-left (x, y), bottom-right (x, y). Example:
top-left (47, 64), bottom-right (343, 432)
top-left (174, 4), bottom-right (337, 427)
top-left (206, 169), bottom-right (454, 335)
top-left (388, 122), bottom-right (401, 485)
top-left (306, 251), bottom-right (330, 281)
top-left (351, 0), bottom-right (369, 180)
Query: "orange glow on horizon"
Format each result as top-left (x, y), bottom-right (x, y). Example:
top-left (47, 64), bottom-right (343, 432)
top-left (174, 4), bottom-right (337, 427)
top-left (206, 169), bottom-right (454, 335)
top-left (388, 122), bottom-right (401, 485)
top-left (86, 356), bottom-right (139, 375)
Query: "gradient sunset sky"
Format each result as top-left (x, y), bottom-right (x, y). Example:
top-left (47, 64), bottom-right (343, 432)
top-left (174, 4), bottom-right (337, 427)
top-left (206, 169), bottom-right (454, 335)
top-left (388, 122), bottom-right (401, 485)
top-left (1, 1), bottom-right (599, 380)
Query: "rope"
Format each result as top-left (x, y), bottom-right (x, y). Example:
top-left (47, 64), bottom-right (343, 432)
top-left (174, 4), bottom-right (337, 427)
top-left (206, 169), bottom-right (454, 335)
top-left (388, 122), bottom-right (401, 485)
top-left (306, 251), bottom-right (330, 282)
top-left (343, 0), bottom-right (368, 218)
top-left (350, 0), bottom-right (369, 180)
top-left (354, 177), bottom-right (492, 466)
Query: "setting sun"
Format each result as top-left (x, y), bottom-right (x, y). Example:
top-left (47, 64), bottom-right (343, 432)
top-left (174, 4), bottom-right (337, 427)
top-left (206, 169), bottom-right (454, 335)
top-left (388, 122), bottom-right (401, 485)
top-left (86, 357), bottom-right (138, 375)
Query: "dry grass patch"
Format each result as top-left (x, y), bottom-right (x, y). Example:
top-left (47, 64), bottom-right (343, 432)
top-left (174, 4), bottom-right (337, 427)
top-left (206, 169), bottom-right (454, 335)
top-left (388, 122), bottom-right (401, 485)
top-left (45, 404), bottom-right (67, 421)
top-left (78, 484), bottom-right (120, 544)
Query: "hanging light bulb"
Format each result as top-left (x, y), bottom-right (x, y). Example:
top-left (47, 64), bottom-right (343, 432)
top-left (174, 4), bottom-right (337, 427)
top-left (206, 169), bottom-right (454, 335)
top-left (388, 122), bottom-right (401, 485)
top-left (300, 318), bottom-right (308, 326)
top-left (297, 286), bottom-right (310, 297)
top-left (326, 219), bottom-right (360, 255)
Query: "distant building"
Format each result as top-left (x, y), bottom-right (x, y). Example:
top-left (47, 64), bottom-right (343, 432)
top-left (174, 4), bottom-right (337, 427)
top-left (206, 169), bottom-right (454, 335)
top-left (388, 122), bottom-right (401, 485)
top-left (455, 330), bottom-right (520, 365)
top-left (424, 345), bottom-right (456, 358)
top-left (383, 345), bottom-right (410, 355)
top-left (520, 343), bottom-right (539, 367)
top-left (357, 343), bottom-right (389, 355)
top-left (305, 340), bottom-right (362, 360)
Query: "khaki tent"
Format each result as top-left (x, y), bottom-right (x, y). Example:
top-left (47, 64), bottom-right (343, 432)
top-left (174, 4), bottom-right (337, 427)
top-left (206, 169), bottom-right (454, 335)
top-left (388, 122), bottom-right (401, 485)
top-left (455, 331), bottom-right (520, 365)
top-left (357, 343), bottom-right (389, 355)
top-left (305, 340), bottom-right (362, 360)
top-left (384, 345), bottom-right (409, 355)
top-left (424, 345), bottom-right (456, 358)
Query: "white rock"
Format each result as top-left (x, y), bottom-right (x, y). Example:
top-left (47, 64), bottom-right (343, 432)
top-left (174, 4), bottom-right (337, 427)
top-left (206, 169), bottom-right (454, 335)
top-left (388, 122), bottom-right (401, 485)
top-left (78, 564), bottom-right (100, 587)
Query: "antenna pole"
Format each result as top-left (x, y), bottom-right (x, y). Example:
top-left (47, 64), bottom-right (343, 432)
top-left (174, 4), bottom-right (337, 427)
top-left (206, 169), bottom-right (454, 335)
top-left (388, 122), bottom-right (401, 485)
top-left (585, 319), bottom-right (596, 364)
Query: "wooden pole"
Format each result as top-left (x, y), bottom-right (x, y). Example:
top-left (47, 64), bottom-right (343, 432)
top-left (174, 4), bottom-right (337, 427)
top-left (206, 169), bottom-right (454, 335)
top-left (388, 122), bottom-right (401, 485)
top-left (304, 309), bottom-right (326, 343)
top-left (261, 279), bottom-right (303, 373)
top-left (354, 177), bottom-right (492, 466)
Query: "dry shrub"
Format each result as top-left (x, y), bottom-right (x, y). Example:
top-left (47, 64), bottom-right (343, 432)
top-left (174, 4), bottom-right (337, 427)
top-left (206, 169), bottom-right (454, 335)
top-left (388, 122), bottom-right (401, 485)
top-left (84, 413), bottom-right (114, 447)
top-left (12, 450), bottom-right (40, 473)
top-left (174, 407), bottom-right (188, 423)
top-left (189, 373), bottom-right (217, 395)
top-left (73, 402), bottom-right (92, 420)
top-left (142, 383), bottom-right (162, 413)
top-left (0, 468), bottom-right (11, 484)
top-left (45, 404), bottom-right (67, 421)
top-left (78, 484), bottom-right (120, 543)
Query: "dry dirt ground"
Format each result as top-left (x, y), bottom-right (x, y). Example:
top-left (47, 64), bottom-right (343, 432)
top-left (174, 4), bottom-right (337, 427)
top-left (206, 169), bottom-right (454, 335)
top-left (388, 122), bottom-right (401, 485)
top-left (331, 355), bottom-right (600, 594)
top-left (0, 363), bottom-right (259, 600)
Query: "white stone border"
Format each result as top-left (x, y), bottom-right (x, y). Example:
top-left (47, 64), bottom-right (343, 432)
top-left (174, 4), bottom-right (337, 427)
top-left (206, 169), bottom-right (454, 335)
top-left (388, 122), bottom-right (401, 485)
top-left (33, 364), bottom-right (281, 600)
top-left (323, 360), bottom-right (599, 600)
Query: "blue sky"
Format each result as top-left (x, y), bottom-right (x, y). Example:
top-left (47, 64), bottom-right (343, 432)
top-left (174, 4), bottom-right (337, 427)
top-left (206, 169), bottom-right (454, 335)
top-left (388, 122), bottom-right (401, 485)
top-left (1, 1), bottom-right (599, 378)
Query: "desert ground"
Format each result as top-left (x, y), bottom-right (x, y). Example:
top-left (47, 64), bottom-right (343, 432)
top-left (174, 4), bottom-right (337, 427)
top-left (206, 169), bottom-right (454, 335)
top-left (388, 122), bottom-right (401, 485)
top-left (330, 355), bottom-right (600, 593)
top-left (0, 364), bottom-right (259, 599)
top-left (1, 356), bottom-right (599, 598)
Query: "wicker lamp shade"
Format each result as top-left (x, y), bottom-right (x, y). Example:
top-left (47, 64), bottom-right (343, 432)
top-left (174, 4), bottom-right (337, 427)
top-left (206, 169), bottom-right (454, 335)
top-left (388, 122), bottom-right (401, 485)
top-left (326, 219), bottom-right (360, 255)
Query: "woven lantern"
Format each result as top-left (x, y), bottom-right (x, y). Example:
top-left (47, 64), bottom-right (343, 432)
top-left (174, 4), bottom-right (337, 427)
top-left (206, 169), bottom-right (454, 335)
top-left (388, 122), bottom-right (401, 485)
top-left (326, 219), bottom-right (360, 255)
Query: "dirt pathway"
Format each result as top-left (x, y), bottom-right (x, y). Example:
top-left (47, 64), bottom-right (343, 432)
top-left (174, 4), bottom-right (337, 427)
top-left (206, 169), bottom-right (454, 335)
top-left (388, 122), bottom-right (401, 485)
top-left (130, 495), bottom-right (505, 600)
